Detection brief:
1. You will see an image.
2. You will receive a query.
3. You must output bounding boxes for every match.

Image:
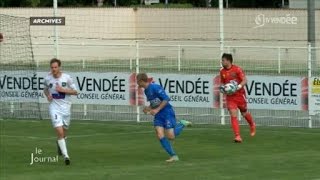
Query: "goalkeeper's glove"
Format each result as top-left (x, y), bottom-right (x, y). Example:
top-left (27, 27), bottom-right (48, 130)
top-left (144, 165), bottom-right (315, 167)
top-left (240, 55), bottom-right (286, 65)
top-left (219, 85), bottom-right (225, 94)
top-left (230, 80), bottom-right (242, 91)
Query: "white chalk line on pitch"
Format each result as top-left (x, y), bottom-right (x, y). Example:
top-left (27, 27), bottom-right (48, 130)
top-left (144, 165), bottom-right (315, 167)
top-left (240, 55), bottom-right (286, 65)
top-left (0, 131), bottom-right (155, 140)
top-left (0, 128), bottom-right (226, 140)
top-left (1, 127), bottom-right (319, 141)
top-left (1, 119), bottom-right (319, 136)
top-left (0, 126), bottom-right (231, 140)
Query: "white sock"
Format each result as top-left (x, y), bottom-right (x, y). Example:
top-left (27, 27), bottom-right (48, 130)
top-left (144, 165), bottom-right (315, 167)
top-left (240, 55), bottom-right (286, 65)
top-left (57, 138), bottom-right (69, 158)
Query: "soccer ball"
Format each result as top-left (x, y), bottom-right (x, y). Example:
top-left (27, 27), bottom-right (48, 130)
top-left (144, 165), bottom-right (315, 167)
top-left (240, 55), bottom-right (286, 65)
top-left (224, 83), bottom-right (237, 94)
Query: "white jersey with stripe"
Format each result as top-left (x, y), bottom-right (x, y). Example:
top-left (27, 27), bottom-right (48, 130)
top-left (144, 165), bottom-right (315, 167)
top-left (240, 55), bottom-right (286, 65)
top-left (44, 73), bottom-right (77, 114)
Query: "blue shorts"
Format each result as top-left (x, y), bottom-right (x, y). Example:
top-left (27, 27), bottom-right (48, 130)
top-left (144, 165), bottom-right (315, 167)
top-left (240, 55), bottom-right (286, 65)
top-left (153, 108), bottom-right (177, 129)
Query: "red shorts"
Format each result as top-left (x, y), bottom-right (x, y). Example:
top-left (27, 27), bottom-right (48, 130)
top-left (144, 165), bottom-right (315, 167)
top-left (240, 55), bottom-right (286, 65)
top-left (226, 94), bottom-right (247, 112)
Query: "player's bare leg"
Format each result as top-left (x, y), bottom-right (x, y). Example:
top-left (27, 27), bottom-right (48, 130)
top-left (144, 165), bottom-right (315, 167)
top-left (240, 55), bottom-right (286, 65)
top-left (155, 127), bottom-right (178, 162)
top-left (165, 128), bottom-right (175, 140)
top-left (229, 109), bottom-right (242, 143)
top-left (241, 111), bottom-right (256, 137)
top-left (55, 126), bottom-right (70, 165)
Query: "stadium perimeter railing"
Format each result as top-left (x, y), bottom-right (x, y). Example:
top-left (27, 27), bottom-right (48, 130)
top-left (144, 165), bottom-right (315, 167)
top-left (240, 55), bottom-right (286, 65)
top-left (2, 42), bottom-right (319, 128)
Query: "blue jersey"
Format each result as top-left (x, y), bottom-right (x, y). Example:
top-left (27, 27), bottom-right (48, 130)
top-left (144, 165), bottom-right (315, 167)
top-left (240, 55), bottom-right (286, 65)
top-left (145, 83), bottom-right (176, 129)
top-left (144, 83), bottom-right (172, 113)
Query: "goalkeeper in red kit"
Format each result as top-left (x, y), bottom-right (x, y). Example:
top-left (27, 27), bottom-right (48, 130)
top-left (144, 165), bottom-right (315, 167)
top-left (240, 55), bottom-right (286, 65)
top-left (219, 53), bottom-right (256, 143)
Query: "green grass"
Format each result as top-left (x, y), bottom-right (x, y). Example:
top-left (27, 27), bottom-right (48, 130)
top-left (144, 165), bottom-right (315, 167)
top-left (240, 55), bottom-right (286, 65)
top-left (1, 119), bottom-right (320, 180)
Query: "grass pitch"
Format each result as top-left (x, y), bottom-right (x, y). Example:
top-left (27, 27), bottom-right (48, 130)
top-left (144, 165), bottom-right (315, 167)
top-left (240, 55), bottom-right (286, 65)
top-left (0, 119), bottom-right (320, 180)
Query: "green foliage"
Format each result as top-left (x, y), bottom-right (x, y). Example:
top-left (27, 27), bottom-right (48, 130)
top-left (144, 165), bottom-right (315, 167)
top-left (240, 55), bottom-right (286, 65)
top-left (26, 0), bottom-right (41, 7)
top-left (114, 0), bottom-right (139, 6)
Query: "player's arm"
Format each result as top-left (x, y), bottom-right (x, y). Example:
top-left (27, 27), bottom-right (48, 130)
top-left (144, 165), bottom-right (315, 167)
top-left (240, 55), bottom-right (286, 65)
top-left (43, 79), bottom-right (52, 101)
top-left (150, 100), bottom-right (168, 116)
top-left (219, 71), bottom-right (226, 93)
top-left (237, 67), bottom-right (247, 90)
top-left (44, 86), bottom-right (50, 97)
top-left (219, 70), bottom-right (225, 84)
top-left (150, 87), bottom-right (170, 116)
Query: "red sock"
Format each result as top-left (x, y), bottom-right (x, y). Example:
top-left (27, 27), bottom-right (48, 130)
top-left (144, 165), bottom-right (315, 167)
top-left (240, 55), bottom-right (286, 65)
top-left (244, 113), bottom-right (254, 127)
top-left (231, 117), bottom-right (240, 137)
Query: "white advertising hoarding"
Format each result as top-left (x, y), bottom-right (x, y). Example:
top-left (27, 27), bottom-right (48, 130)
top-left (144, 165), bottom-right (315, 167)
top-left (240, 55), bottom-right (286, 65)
top-left (72, 72), bottom-right (131, 105)
top-left (0, 71), bottom-right (46, 102)
top-left (245, 76), bottom-right (306, 111)
top-left (309, 77), bottom-right (320, 115)
top-left (148, 73), bottom-right (213, 108)
top-left (0, 71), bottom-right (131, 105)
top-left (0, 71), bottom-right (308, 111)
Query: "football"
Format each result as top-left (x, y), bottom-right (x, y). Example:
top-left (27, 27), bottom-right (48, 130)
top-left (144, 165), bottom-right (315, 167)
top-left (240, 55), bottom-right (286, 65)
top-left (224, 83), bottom-right (237, 94)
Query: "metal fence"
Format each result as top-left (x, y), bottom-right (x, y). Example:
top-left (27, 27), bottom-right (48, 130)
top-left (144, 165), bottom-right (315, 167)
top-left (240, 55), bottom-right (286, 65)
top-left (2, 41), bottom-right (319, 127)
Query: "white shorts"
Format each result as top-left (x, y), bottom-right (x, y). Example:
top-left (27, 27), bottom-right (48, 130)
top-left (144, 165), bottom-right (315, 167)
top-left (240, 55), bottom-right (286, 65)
top-left (49, 110), bottom-right (71, 129)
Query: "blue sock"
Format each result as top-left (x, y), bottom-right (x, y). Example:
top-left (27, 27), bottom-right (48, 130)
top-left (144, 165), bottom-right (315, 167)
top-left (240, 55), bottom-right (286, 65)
top-left (159, 137), bottom-right (176, 156)
top-left (174, 123), bottom-right (185, 137)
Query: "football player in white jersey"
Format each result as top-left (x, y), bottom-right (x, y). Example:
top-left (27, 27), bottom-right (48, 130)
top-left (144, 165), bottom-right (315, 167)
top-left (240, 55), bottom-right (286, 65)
top-left (43, 58), bottom-right (78, 165)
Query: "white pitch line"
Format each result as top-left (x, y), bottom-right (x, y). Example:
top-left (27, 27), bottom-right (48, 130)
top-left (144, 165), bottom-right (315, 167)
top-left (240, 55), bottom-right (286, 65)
top-left (0, 135), bottom-right (55, 140)
top-left (1, 119), bottom-right (319, 136)
top-left (0, 119), bottom-right (150, 128)
top-left (0, 128), bottom-right (226, 140)
top-left (1, 126), bottom-right (319, 141)
top-left (67, 130), bottom-right (154, 138)
top-left (0, 130), bottom-right (155, 140)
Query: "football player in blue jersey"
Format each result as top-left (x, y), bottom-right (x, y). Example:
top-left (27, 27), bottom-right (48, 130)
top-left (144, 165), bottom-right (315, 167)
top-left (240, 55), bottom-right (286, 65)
top-left (137, 73), bottom-right (191, 162)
